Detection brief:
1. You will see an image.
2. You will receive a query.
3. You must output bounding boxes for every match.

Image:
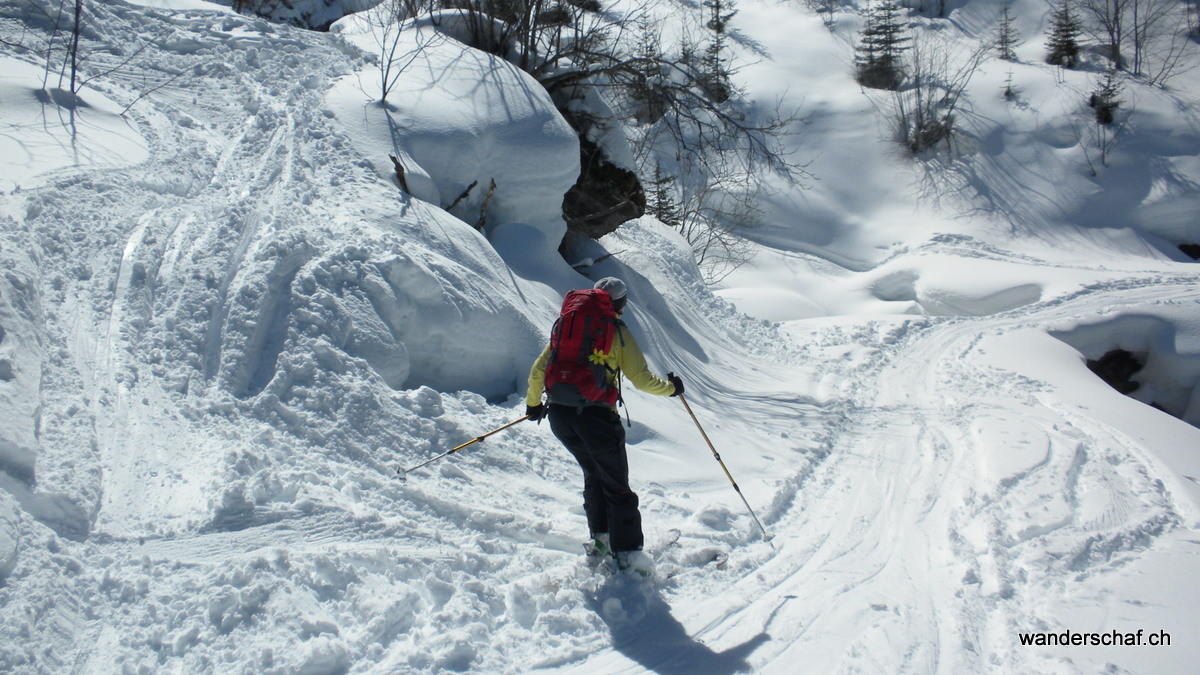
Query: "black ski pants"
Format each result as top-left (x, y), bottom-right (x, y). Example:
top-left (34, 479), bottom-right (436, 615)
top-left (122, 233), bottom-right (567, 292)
top-left (547, 403), bottom-right (643, 553)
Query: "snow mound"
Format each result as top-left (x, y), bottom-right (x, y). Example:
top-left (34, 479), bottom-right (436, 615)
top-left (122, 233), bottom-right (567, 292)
top-left (1052, 311), bottom-right (1200, 425)
top-left (327, 21), bottom-right (579, 247)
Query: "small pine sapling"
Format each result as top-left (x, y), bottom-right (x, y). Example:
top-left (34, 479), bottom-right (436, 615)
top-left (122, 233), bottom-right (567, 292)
top-left (1088, 70), bottom-right (1122, 125)
top-left (646, 163), bottom-right (684, 229)
top-left (996, 5), bottom-right (1021, 61)
top-left (1002, 68), bottom-right (1018, 101)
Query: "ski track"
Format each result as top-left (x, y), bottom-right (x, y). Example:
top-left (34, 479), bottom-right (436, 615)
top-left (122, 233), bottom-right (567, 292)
top-left (2, 3), bottom-right (1198, 672)
top-left (650, 278), bottom-right (1197, 674)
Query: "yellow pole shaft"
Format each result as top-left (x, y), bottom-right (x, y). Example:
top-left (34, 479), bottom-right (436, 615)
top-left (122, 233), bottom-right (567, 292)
top-left (400, 415), bottom-right (530, 477)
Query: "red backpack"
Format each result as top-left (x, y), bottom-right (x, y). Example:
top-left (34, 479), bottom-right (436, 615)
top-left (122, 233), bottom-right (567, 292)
top-left (544, 289), bottom-right (622, 407)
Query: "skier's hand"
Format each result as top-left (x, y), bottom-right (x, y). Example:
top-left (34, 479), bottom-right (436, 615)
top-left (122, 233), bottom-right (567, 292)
top-left (525, 404), bottom-right (546, 421)
top-left (667, 372), bottom-right (684, 397)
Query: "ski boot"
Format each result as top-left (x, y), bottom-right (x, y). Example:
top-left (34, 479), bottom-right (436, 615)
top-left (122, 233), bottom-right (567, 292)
top-left (583, 533), bottom-right (611, 568)
top-left (614, 550), bottom-right (654, 577)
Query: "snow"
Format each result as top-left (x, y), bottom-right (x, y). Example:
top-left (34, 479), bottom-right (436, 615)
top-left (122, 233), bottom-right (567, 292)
top-left (0, 57), bottom-right (150, 193)
top-left (327, 19), bottom-right (580, 244)
top-left (0, 242), bottom-right (40, 478)
top-left (2, 0), bottom-right (1200, 671)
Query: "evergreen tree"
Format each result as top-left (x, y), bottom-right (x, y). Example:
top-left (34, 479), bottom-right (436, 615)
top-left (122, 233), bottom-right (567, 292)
top-left (855, 1), bottom-right (911, 90)
top-left (699, 37), bottom-right (734, 103)
top-left (1088, 69), bottom-right (1122, 124)
top-left (704, 0), bottom-right (737, 33)
top-left (699, 0), bottom-right (737, 103)
top-left (627, 22), bottom-right (671, 124)
top-left (646, 163), bottom-right (684, 229)
top-left (996, 5), bottom-right (1021, 61)
top-left (1045, 0), bottom-right (1082, 68)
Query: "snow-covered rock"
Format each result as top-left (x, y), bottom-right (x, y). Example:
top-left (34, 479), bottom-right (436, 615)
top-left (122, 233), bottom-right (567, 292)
top-left (327, 21), bottom-right (579, 246)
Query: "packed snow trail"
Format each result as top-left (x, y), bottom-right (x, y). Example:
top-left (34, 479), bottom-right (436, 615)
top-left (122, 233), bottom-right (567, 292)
top-left (588, 274), bottom-right (1198, 674)
top-left (0, 3), bottom-right (813, 671)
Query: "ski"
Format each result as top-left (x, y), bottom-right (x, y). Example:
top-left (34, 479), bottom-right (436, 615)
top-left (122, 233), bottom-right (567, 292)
top-left (582, 528), bottom-right (732, 579)
top-left (663, 548), bottom-right (729, 579)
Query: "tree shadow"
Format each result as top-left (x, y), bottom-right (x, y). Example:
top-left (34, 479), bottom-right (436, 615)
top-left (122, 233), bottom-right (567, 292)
top-left (587, 577), bottom-right (769, 674)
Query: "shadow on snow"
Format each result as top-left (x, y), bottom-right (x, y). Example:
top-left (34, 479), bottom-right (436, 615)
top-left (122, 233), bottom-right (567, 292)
top-left (587, 576), bottom-right (769, 674)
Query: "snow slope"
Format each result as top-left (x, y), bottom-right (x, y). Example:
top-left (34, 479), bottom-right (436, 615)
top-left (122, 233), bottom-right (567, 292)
top-left (1, 0), bottom-right (1199, 672)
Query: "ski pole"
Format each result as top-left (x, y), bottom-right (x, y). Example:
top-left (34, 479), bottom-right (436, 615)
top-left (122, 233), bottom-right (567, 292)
top-left (678, 394), bottom-right (775, 547)
top-left (398, 415), bottom-right (529, 480)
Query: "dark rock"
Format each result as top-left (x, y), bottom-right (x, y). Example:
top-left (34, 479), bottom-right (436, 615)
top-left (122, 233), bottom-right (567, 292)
top-left (1086, 349), bottom-right (1142, 395)
top-left (1083, 347), bottom-right (1196, 429)
top-left (558, 110), bottom-right (645, 241)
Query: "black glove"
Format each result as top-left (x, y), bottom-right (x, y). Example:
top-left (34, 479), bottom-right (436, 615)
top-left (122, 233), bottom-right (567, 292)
top-left (525, 404), bottom-right (546, 421)
top-left (666, 372), bottom-right (684, 397)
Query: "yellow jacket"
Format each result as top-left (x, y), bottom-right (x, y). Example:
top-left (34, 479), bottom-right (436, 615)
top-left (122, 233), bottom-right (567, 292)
top-left (527, 322), bottom-right (675, 407)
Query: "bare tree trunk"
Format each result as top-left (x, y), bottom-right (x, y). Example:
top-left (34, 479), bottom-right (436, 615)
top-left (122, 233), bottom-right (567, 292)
top-left (389, 155), bottom-right (410, 193)
top-left (68, 0), bottom-right (82, 95)
top-left (474, 179), bottom-right (497, 231)
top-left (1080, 0), bottom-right (1126, 67)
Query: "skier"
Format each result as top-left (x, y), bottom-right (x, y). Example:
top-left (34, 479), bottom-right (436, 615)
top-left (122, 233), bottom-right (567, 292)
top-left (525, 277), bottom-right (683, 575)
